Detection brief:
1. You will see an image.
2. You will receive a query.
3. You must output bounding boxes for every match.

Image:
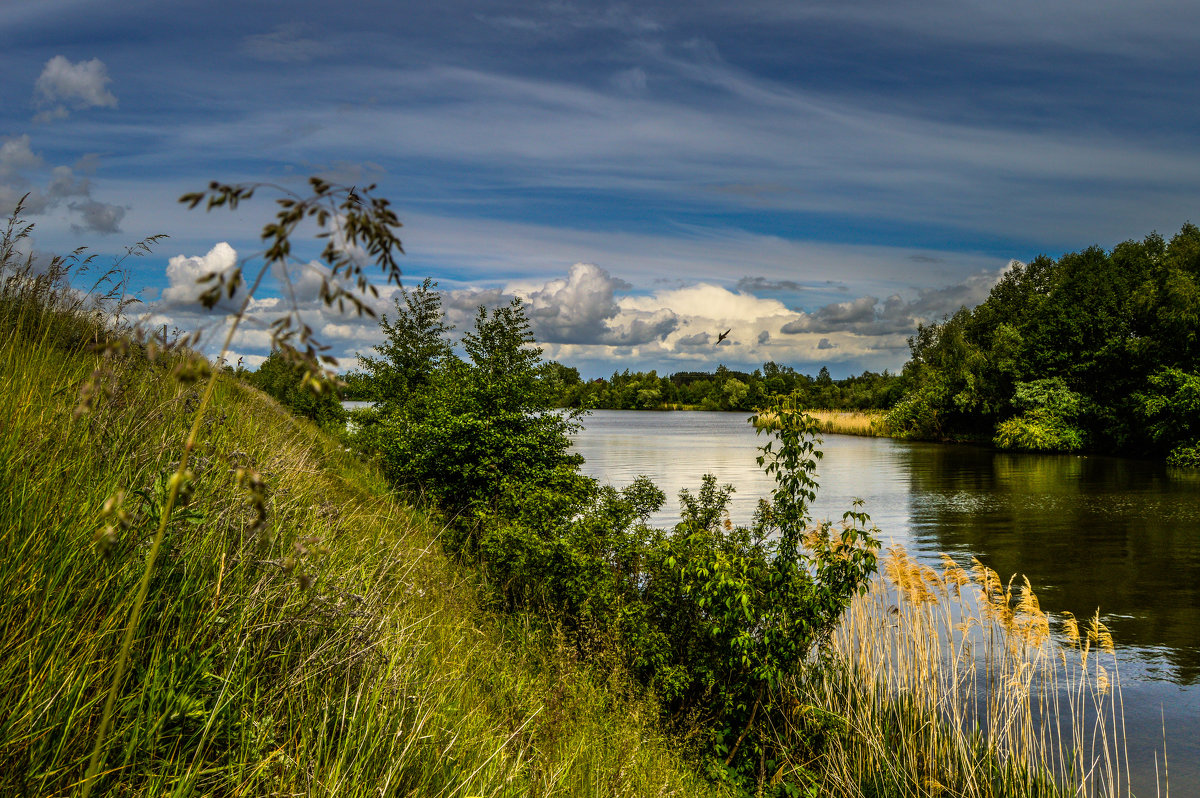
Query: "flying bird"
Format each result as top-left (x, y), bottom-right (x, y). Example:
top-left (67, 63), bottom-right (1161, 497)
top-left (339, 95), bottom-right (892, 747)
top-left (716, 329), bottom-right (731, 344)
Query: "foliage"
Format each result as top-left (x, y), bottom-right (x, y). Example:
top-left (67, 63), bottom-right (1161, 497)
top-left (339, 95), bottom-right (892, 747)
top-left (243, 349), bottom-right (346, 431)
top-left (353, 276), bottom-right (451, 415)
top-left (888, 223), bottom-right (1200, 459)
top-left (467, 397), bottom-right (879, 794)
top-left (993, 378), bottom-right (1087, 452)
top-left (1166, 441), bottom-right (1200, 468)
top-left (553, 362), bottom-right (904, 412)
top-left (0, 259), bottom-right (721, 797)
top-left (353, 294), bottom-right (587, 532)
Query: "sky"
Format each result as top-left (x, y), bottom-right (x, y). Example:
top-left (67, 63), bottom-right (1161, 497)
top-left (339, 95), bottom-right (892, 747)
top-left (2, 0), bottom-right (1199, 378)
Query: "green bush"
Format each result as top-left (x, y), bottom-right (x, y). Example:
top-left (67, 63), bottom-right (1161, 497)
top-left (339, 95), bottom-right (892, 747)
top-left (1167, 441), bottom-right (1200, 468)
top-left (473, 401), bottom-right (879, 795)
top-left (994, 411), bottom-right (1085, 451)
top-left (994, 378), bottom-right (1087, 452)
top-left (244, 349), bottom-right (346, 431)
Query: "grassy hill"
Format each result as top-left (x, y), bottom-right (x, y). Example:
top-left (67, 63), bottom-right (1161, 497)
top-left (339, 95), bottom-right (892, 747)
top-left (0, 249), bottom-right (724, 796)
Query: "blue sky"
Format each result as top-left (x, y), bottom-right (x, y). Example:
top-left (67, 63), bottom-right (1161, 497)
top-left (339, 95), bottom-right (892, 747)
top-left (2, 0), bottom-right (1199, 378)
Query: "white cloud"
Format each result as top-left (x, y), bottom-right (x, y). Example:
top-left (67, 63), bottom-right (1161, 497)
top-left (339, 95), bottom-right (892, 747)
top-left (520, 262), bottom-right (627, 344)
top-left (0, 135), bottom-right (42, 178)
top-left (621, 283), bottom-right (791, 324)
top-left (34, 56), bottom-right (117, 121)
top-left (161, 242), bottom-right (241, 307)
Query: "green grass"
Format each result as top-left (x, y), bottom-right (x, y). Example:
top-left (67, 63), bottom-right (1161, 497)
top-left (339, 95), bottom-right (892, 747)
top-left (0, 255), bottom-right (725, 796)
top-left (0, 219), bottom-right (1154, 797)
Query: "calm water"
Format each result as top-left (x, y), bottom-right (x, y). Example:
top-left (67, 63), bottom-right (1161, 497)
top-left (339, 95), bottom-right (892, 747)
top-left (572, 409), bottom-right (1200, 794)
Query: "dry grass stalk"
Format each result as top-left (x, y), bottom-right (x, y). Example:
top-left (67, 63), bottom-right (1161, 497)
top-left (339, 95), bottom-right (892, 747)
top-left (808, 545), bottom-right (1138, 797)
top-left (755, 409), bottom-right (891, 437)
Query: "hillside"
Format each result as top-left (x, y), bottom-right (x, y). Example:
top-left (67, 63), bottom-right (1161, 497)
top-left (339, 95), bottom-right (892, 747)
top-left (0, 253), bottom-right (723, 796)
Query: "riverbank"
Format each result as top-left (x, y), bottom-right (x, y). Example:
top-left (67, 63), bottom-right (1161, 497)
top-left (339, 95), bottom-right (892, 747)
top-left (0, 273), bottom-right (723, 796)
top-left (3, 252), bottom-right (1162, 795)
top-left (755, 407), bottom-right (892, 437)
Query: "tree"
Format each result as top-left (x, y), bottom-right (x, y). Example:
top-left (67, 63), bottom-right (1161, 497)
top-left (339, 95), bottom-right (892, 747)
top-left (354, 277), bottom-right (451, 417)
top-left (246, 350), bottom-right (346, 431)
top-left (363, 295), bottom-right (589, 533)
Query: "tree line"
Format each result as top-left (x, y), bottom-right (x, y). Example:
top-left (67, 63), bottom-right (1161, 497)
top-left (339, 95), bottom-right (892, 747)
top-left (885, 223), bottom-right (1200, 466)
top-left (252, 221), bottom-right (1200, 467)
top-left (545, 362), bottom-right (905, 412)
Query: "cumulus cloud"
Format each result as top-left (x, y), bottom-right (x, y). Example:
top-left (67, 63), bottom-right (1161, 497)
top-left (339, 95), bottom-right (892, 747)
top-left (523, 262), bottom-right (627, 343)
top-left (0, 135), bottom-right (42, 178)
top-left (34, 56), bottom-right (117, 121)
top-left (622, 283), bottom-right (791, 323)
top-left (0, 134), bottom-right (124, 232)
top-left (780, 264), bottom-right (1013, 338)
top-left (817, 337), bottom-right (836, 349)
top-left (757, 330), bottom-right (770, 344)
top-left (603, 308), bottom-right (679, 345)
top-left (161, 243), bottom-right (241, 308)
top-left (46, 165), bottom-right (90, 199)
top-left (677, 331), bottom-right (711, 347)
top-left (69, 199), bottom-right (125, 235)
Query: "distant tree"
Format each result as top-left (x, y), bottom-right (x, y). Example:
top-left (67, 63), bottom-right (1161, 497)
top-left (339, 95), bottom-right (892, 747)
top-left (245, 350), bottom-right (346, 431)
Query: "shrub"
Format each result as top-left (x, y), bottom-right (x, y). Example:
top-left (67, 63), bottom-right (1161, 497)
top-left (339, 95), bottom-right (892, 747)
top-left (994, 412), bottom-right (1086, 451)
top-left (1166, 441), bottom-right (1200, 468)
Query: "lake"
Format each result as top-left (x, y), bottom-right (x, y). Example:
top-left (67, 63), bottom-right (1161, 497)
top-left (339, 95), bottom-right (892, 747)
top-left (572, 409), bottom-right (1200, 794)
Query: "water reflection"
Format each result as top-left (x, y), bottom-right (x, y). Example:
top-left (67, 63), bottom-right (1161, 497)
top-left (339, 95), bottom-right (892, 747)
top-left (571, 409), bottom-right (1200, 793)
top-left (572, 410), bottom-right (1200, 685)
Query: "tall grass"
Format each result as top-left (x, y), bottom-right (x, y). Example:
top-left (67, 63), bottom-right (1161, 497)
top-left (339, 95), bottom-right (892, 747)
top-left (0, 221), bottom-right (725, 796)
top-left (756, 408), bottom-right (891, 437)
top-left (1, 206), bottom-right (1157, 797)
top-left (804, 544), bottom-right (1142, 797)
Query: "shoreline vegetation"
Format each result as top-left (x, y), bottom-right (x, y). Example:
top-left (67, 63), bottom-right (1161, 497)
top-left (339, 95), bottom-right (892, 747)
top-left (1, 187), bottom-right (1163, 796)
top-left (755, 408), bottom-right (890, 438)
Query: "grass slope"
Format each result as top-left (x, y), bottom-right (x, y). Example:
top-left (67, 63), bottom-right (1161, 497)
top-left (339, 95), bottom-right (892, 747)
top-left (0, 286), bottom-right (724, 796)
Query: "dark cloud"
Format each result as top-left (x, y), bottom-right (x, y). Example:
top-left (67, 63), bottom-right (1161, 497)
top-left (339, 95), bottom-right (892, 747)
top-left (677, 331), bottom-right (711, 347)
top-left (757, 330), bottom-right (770, 344)
top-left (779, 264), bottom-right (1010, 337)
top-left (69, 199), bottom-right (125, 234)
top-left (605, 310), bottom-right (679, 345)
top-left (817, 337), bottom-right (836, 350)
top-left (736, 276), bottom-right (805, 293)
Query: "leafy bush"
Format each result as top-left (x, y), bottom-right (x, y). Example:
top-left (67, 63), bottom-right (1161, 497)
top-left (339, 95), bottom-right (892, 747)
top-left (473, 400), bottom-right (880, 794)
top-left (353, 290), bottom-right (586, 535)
top-left (1132, 367), bottom-right (1200, 454)
top-left (884, 383), bottom-right (944, 438)
top-left (994, 378), bottom-right (1087, 451)
top-left (244, 349), bottom-right (346, 431)
top-left (993, 412), bottom-right (1085, 451)
top-left (1167, 441), bottom-right (1200, 468)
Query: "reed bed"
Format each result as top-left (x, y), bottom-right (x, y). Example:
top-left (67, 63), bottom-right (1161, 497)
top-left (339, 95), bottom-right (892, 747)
top-left (805, 544), bottom-right (1141, 797)
top-left (756, 408), bottom-right (891, 437)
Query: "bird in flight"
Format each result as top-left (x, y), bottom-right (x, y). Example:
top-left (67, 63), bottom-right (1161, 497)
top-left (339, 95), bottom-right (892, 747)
top-left (716, 329), bottom-right (731, 344)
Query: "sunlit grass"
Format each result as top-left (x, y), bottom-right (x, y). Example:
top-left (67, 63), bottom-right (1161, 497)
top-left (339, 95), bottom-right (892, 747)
top-left (802, 544), bottom-right (1146, 797)
top-left (756, 408), bottom-right (891, 437)
top-left (0, 242), bottom-right (726, 797)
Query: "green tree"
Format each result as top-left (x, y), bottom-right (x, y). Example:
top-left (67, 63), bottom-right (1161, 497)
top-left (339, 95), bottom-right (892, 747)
top-left (355, 277), bottom-right (451, 416)
top-left (245, 350), bottom-right (346, 431)
top-left (364, 297), bottom-right (588, 532)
